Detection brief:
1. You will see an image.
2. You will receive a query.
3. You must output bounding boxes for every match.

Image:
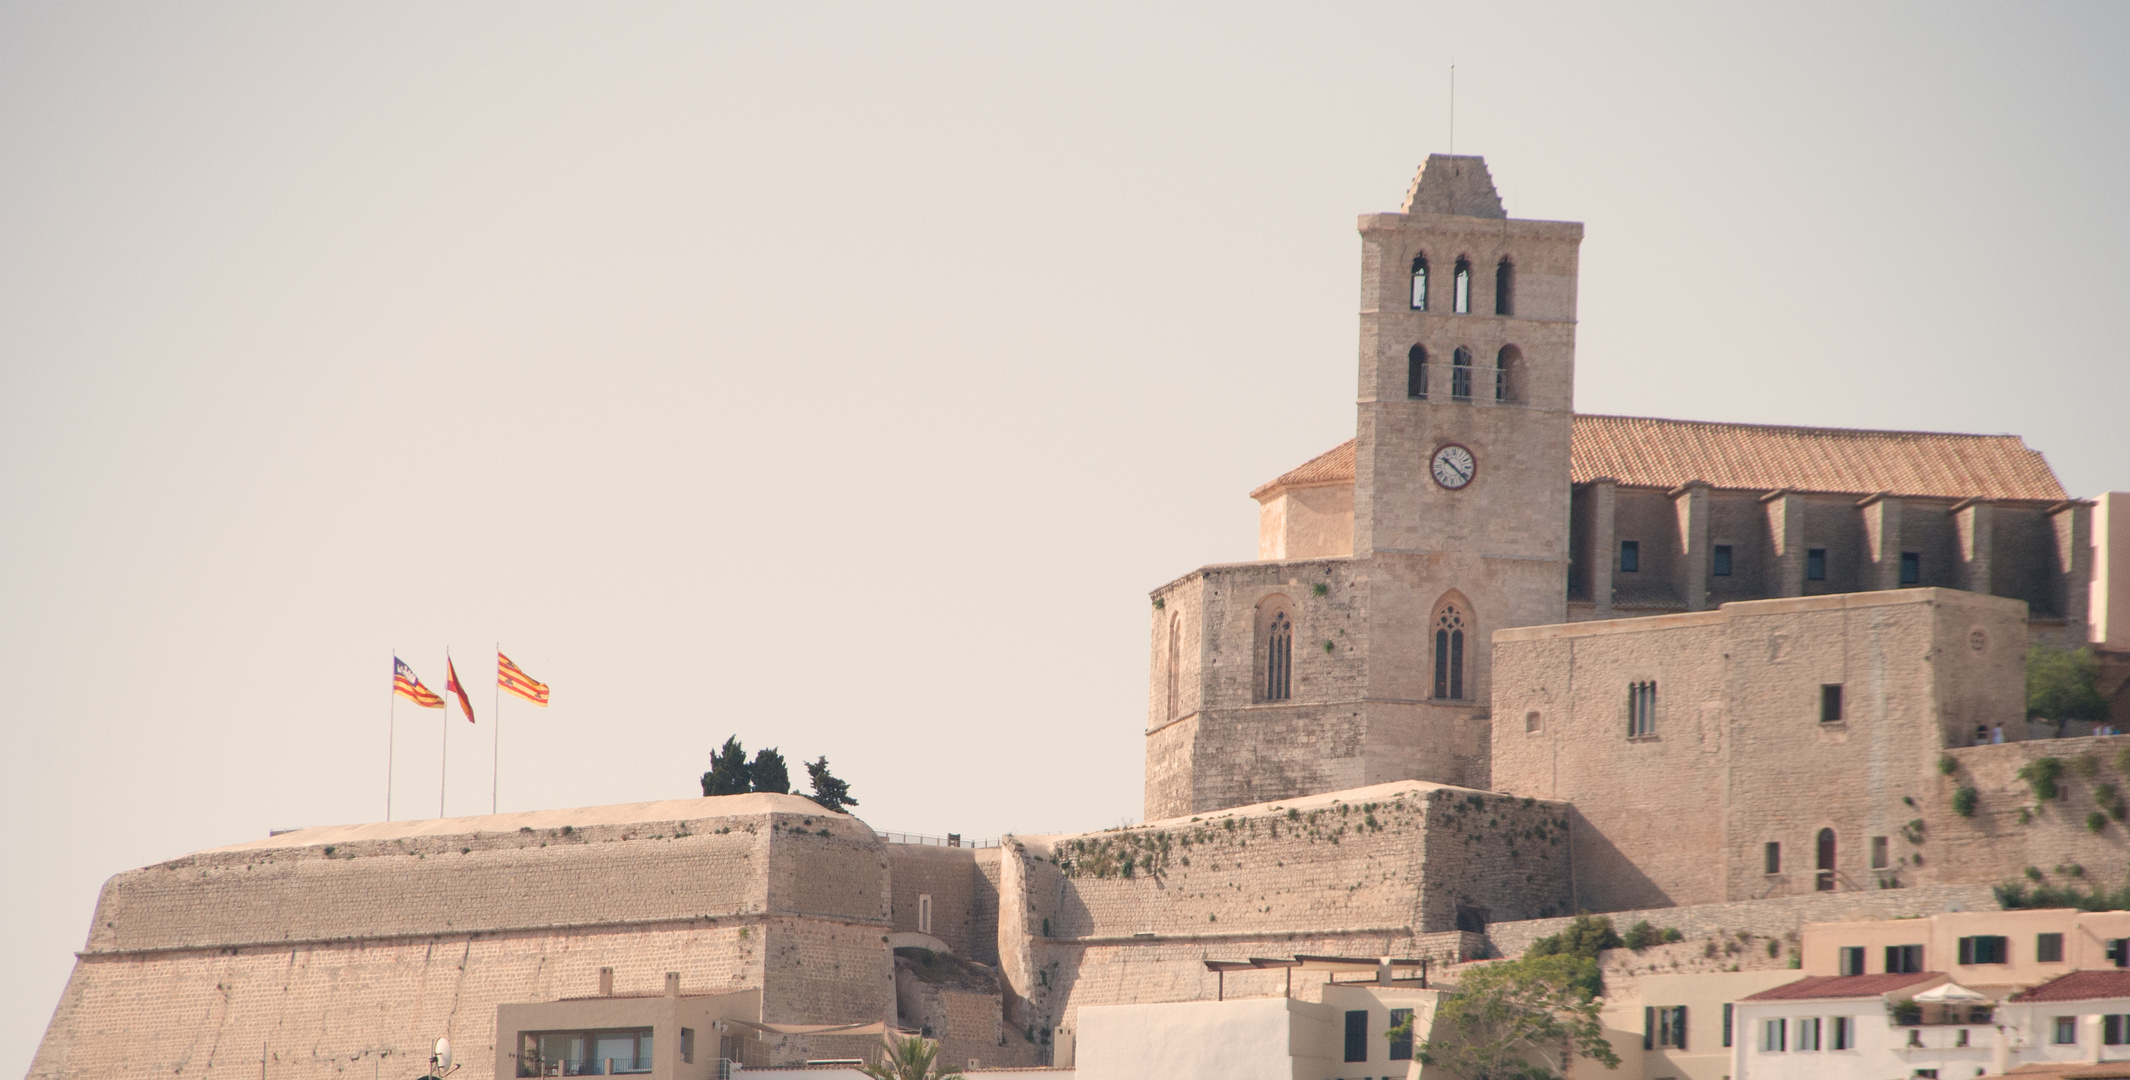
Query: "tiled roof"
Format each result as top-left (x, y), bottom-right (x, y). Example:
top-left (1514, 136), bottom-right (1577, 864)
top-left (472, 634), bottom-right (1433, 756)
top-left (1249, 440), bottom-right (1357, 499)
top-left (1247, 416), bottom-right (2068, 503)
top-left (1741, 973), bottom-right (1944, 1001)
top-left (2011, 970), bottom-right (2130, 1003)
top-left (1571, 414), bottom-right (2067, 501)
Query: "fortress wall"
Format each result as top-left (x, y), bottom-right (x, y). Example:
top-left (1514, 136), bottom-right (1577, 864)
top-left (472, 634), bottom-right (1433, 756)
top-left (33, 797), bottom-right (896, 1079)
top-left (991, 783), bottom-right (1570, 1043)
top-left (1933, 734), bottom-right (2130, 887)
top-left (92, 803), bottom-right (884, 954)
top-left (1482, 883), bottom-right (2003, 960)
top-left (31, 922), bottom-right (764, 1080)
top-left (887, 845), bottom-right (983, 957)
top-left (1152, 706), bottom-right (1370, 821)
top-left (969, 849), bottom-right (1002, 965)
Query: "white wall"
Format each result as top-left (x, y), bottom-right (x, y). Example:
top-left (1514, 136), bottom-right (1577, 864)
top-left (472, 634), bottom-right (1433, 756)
top-left (1078, 998), bottom-right (1305, 1080)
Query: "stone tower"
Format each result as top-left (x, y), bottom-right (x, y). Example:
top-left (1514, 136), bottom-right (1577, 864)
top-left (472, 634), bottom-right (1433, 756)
top-left (1144, 155), bottom-right (1583, 820)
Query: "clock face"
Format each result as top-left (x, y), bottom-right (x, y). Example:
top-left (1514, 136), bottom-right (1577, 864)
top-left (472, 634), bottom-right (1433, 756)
top-left (1431, 444), bottom-right (1476, 490)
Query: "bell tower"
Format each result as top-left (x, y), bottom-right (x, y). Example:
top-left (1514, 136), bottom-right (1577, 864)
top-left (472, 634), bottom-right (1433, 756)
top-left (1349, 155), bottom-right (1582, 718)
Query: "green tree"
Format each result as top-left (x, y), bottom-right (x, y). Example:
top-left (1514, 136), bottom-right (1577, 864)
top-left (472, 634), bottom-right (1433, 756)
top-left (806, 755), bottom-right (859, 813)
top-left (2028, 645), bottom-right (2109, 729)
top-left (751, 748), bottom-right (791, 794)
top-left (859, 1033), bottom-right (961, 1080)
top-left (1390, 953), bottom-right (1621, 1080)
top-left (702, 736), bottom-right (752, 796)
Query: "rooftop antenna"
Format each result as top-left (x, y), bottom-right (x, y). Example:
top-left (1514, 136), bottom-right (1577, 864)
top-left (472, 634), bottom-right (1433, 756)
top-left (1448, 62), bottom-right (1456, 154)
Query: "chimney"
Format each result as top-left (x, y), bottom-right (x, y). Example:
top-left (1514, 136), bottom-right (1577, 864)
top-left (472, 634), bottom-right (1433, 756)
top-left (598, 967), bottom-right (614, 996)
top-left (665, 972), bottom-right (681, 998)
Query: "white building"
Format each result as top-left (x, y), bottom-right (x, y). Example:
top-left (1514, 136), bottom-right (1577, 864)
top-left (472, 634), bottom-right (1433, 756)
top-left (1076, 975), bottom-right (1439, 1080)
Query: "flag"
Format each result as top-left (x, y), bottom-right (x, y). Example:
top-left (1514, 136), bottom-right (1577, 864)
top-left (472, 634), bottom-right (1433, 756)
top-left (393, 657), bottom-right (446, 709)
top-left (445, 655), bottom-right (476, 724)
top-left (498, 652), bottom-right (549, 706)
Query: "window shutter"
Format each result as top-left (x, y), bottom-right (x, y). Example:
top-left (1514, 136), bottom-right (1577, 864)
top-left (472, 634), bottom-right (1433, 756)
top-left (1676, 1006), bottom-right (1687, 1051)
top-left (1644, 1006), bottom-right (1654, 1050)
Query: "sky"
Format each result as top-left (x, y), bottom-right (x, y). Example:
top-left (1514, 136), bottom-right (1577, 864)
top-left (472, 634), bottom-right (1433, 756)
top-left (2, 2), bottom-right (2126, 1073)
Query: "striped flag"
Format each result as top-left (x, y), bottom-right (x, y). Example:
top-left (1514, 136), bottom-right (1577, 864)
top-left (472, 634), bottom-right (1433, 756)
top-left (498, 652), bottom-right (549, 706)
top-left (445, 655), bottom-right (476, 723)
top-left (393, 657), bottom-right (446, 709)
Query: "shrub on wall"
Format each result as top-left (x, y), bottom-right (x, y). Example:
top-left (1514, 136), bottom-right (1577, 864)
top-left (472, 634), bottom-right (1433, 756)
top-left (1938, 755), bottom-right (1959, 776)
top-left (1953, 787), bottom-right (1979, 817)
top-left (2019, 758), bottom-right (2066, 802)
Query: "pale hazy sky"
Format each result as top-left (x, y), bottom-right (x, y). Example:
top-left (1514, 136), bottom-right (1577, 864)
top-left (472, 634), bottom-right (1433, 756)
top-left (3, 3), bottom-right (2126, 1072)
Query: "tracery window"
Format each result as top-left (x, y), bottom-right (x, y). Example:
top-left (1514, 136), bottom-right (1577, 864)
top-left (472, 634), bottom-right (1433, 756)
top-left (1264, 611), bottom-right (1292, 702)
top-left (1409, 255), bottom-right (1429, 311)
top-left (1816, 828), bottom-right (1837, 892)
top-left (1451, 347), bottom-right (1473, 400)
top-left (1433, 604), bottom-right (1466, 700)
top-left (1453, 258), bottom-right (1471, 313)
top-left (1407, 344), bottom-right (1428, 399)
top-left (1495, 257), bottom-right (1515, 315)
top-left (1495, 344), bottom-right (1520, 402)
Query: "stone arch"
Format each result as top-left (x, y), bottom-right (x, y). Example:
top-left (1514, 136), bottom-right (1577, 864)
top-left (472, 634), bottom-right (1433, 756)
top-left (1406, 344), bottom-right (1429, 399)
top-left (1453, 256), bottom-right (1472, 313)
top-left (1431, 590), bottom-right (1473, 701)
top-left (1451, 346), bottom-right (1474, 401)
top-left (1255, 594), bottom-right (1296, 703)
top-left (1494, 256), bottom-right (1515, 315)
top-left (1495, 344), bottom-right (1522, 403)
top-left (1409, 253), bottom-right (1429, 311)
top-left (1816, 827), bottom-right (1837, 891)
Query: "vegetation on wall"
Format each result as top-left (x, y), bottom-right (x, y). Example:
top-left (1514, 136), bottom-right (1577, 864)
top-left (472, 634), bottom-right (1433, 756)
top-left (2028, 645), bottom-right (2109, 729)
top-left (1952, 787), bottom-right (1979, 818)
top-left (698, 736), bottom-right (858, 811)
top-left (1396, 952), bottom-right (1620, 1080)
top-left (2018, 757), bottom-right (2066, 802)
top-left (1995, 874), bottom-right (2130, 912)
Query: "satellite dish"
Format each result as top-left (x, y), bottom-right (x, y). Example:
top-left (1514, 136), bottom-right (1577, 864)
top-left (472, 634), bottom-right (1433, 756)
top-left (434, 1037), bottom-right (453, 1070)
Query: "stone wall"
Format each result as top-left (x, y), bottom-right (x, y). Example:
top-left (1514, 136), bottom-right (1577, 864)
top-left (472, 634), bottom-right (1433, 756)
top-left (30, 795), bottom-right (897, 1080)
top-left (991, 781), bottom-right (1571, 1043)
top-left (888, 844), bottom-right (988, 960)
top-left (1489, 589), bottom-right (2130, 914)
top-left (1482, 883), bottom-right (2003, 960)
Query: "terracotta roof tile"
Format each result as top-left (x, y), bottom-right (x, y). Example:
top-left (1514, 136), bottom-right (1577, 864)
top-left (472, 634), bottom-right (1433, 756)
top-left (1741, 973), bottom-right (1944, 1001)
top-left (1570, 414), bottom-right (2067, 501)
top-left (2011, 970), bottom-right (2130, 1003)
top-left (1250, 440), bottom-right (1357, 499)
top-left (1248, 415), bottom-right (2068, 503)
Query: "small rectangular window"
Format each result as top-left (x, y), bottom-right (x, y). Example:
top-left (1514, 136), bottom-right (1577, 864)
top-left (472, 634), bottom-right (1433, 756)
top-left (1762, 1018), bottom-right (1786, 1052)
top-left (1344, 1009), bottom-right (1369, 1063)
top-left (1887, 944), bottom-right (1924, 973)
top-left (1723, 1003), bottom-right (1733, 1048)
top-left (2108, 938), bottom-right (2129, 967)
top-left (2039, 933), bottom-right (2065, 963)
top-left (1838, 947), bottom-right (1865, 976)
top-left (1387, 1009), bottom-right (1413, 1060)
top-left (1807, 548), bottom-right (1827, 581)
top-left (1820, 684), bottom-right (1844, 724)
top-left (1658, 1005), bottom-right (1687, 1050)
top-left (1900, 551), bottom-right (1921, 585)
top-left (1795, 1016), bottom-right (1820, 1051)
top-left (918, 893), bottom-right (933, 935)
top-left (1871, 836), bottom-right (1889, 870)
top-left (2056, 1016), bottom-right (2079, 1045)
top-left (1628, 681), bottom-right (1657, 737)
top-left (1958, 935), bottom-right (2008, 964)
top-left (1620, 540), bottom-right (1640, 573)
top-left (1713, 544), bottom-right (1733, 577)
top-left (681, 1028), bottom-right (695, 1065)
top-left (2108, 1014), bottom-right (2129, 1045)
top-left (1832, 1015), bottom-right (1854, 1050)
top-left (1765, 841), bottom-right (1782, 875)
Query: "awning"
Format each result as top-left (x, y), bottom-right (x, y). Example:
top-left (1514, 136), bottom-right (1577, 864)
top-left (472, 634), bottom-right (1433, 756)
top-left (1913, 983), bottom-right (1990, 1003)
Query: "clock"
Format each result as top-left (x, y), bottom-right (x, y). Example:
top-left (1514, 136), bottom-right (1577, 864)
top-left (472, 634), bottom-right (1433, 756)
top-left (1431, 443), bottom-right (1476, 490)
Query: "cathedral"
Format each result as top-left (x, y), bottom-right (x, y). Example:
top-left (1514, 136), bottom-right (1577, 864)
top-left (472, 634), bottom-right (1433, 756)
top-left (1145, 154), bottom-right (2097, 821)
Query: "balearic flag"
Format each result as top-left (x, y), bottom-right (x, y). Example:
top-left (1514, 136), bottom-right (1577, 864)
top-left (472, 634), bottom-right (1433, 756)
top-left (445, 655), bottom-right (477, 724)
top-left (393, 657), bottom-right (446, 709)
top-left (497, 652), bottom-right (549, 706)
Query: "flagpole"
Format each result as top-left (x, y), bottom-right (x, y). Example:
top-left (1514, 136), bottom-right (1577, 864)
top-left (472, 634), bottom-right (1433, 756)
top-left (492, 643), bottom-right (501, 815)
top-left (439, 650), bottom-right (449, 819)
top-left (386, 649), bottom-right (396, 822)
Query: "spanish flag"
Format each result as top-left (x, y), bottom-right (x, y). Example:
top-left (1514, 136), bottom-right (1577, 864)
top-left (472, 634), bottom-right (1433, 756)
top-left (393, 657), bottom-right (446, 709)
top-left (445, 655), bottom-right (477, 724)
top-left (498, 652), bottom-right (549, 706)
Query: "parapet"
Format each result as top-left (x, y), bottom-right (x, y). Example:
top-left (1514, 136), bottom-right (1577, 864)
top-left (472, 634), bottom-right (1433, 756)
top-left (1400, 154), bottom-right (1506, 218)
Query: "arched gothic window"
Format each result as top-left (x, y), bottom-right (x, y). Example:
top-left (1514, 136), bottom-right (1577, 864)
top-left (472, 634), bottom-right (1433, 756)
top-left (1407, 344), bottom-right (1428, 399)
top-left (1165, 615), bottom-right (1182, 723)
top-left (1264, 610), bottom-right (1293, 701)
top-left (1409, 255), bottom-right (1429, 311)
top-left (1453, 258), bottom-right (1472, 314)
top-left (1433, 603), bottom-right (1466, 700)
top-left (1451, 347), bottom-right (1473, 401)
top-left (1816, 828), bottom-right (1837, 892)
top-left (1495, 344), bottom-right (1520, 403)
top-left (1495, 258), bottom-right (1515, 316)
